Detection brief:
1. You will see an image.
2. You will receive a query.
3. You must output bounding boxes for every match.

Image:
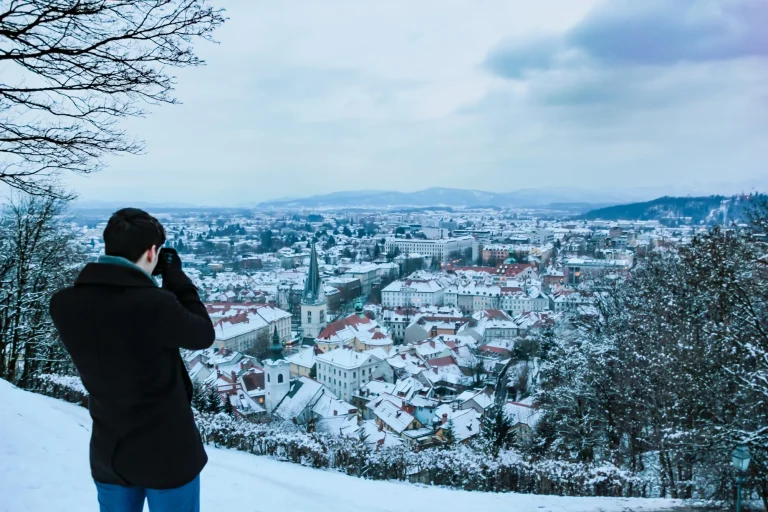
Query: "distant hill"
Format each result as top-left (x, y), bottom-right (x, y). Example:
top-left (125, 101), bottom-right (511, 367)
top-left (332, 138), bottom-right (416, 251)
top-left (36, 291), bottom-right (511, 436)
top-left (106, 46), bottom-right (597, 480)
top-left (257, 187), bottom-right (636, 209)
top-left (580, 194), bottom-right (762, 225)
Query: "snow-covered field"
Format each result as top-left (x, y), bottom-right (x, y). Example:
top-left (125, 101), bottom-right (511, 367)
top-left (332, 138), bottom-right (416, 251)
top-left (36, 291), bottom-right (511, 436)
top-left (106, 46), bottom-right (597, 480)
top-left (0, 379), bottom-right (684, 512)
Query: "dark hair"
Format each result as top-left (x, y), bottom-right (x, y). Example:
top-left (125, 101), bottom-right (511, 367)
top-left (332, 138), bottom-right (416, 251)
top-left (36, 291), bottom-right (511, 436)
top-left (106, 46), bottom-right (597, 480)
top-left (103, 208), bottom-right (166, 262)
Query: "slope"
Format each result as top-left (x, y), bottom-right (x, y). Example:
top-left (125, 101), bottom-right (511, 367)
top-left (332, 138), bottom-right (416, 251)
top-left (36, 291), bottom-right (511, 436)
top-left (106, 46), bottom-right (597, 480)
top-left (0, 380), bottom-right (683, 512)
top-left (579, 194), bottom-right (763, 224)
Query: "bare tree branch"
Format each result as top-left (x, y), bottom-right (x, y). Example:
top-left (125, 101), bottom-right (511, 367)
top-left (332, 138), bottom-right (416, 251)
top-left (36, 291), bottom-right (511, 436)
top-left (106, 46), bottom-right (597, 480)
top-left (0, 0), bottom-right (225, 195)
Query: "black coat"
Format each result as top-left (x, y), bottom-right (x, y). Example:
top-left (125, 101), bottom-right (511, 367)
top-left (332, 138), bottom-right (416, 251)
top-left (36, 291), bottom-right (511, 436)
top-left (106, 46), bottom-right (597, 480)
top-left (50, 261), bottom-right (215, 489)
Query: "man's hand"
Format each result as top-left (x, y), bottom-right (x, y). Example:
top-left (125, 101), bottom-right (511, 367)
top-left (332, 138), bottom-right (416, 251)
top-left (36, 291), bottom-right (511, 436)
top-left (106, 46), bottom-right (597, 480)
top-left (155, 248), bottom-right (189, 292)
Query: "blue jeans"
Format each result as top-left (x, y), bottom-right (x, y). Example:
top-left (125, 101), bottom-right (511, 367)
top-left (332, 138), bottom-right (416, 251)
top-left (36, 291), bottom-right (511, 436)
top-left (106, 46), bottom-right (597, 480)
top-left (94, 475), bottom-right (200, 512)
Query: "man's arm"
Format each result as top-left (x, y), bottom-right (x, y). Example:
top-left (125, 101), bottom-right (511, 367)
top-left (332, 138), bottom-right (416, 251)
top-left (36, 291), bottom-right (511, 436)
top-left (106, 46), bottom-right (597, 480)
top-left (153, 249), bottom-right (215, 350)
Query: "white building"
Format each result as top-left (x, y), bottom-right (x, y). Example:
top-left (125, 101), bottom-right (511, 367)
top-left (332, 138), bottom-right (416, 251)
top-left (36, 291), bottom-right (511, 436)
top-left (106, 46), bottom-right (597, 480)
top-left (382, 279), bottom-right (445, 308)
top-left (343, 263), bottom-right (380, 295)
top-left (500, 287), bottom-right (550, 315)
top-left (315, 349), bottom-right (391, 402)
top-left (384, 236), bottom-right (476, 263)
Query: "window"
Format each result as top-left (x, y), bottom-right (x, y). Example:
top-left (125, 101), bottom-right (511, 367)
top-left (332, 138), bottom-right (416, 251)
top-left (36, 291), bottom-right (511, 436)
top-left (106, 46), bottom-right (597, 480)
top-left (307, 311), bottom-right (312, 323)
top-left (267, 374), bottom-right (270, 383)
top-left (353, 372), bottom-right (356, 378)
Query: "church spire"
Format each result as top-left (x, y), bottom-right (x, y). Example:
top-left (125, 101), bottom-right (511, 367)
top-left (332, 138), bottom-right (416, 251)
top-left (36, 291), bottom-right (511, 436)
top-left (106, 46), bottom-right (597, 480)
top-left (302, 243), bottom-right (325, 305)
top-left (267, 326), bottom-right (283, 362)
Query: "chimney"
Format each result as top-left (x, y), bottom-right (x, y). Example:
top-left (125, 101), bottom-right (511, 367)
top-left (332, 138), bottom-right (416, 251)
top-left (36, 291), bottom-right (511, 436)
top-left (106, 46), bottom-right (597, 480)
top-left (216, 365), bottom-right (221, 377)
top-left (231, 371), bottom-right (237, 383)
top-left (430, 326), bottom-right (437, 337)
top-left (441, 413), bottom-right (448, 425)
top-left (454, 322), bottom-right (461, 334)
top-left (333, 409), bottom-right (338, 416)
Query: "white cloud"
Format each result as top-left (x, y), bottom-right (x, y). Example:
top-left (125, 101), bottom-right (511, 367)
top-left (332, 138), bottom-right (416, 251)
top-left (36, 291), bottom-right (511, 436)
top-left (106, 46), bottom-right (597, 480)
top-left (67, 0), bottom-right (768, 205)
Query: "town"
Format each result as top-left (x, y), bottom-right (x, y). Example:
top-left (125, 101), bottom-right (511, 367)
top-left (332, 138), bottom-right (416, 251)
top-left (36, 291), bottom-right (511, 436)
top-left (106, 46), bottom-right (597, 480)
top-left (70, 205), bottom-right (696, 448)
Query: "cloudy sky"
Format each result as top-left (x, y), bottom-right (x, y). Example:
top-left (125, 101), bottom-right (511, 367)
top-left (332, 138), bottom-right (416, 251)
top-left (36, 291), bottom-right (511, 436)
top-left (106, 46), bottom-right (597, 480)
top-left (68, 0), bottom-right (768, 205)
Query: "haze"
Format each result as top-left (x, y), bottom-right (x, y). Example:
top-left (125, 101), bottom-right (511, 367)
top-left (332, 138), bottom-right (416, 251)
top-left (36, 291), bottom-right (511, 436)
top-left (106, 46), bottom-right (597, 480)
top-left (66, 0), bottom-right (768, 206)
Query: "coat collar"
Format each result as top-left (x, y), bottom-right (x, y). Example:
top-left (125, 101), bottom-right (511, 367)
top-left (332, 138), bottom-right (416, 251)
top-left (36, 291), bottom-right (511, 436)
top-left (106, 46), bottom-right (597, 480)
top-left (75, 262), bottom-right (159, 288)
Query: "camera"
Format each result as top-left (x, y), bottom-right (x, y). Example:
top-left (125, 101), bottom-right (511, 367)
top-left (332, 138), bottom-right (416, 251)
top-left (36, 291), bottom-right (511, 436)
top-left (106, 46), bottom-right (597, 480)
top-left (152, 247), bottom-right (176, 276)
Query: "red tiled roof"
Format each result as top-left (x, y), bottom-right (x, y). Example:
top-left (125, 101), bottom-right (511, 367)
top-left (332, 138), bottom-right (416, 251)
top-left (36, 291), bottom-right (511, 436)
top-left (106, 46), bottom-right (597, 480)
top-left (427, 355), bottom-right (456, 367)
top-left (215, 311), bottom-right (250, 328)
top-left (481, 309), bottom-right (510, 321)
top-left (496, 264), bottom-right (535, 277)
top-left (317, 313), bottom-right (373, 340)
top-left (479, 345), bottom-right (512, 354)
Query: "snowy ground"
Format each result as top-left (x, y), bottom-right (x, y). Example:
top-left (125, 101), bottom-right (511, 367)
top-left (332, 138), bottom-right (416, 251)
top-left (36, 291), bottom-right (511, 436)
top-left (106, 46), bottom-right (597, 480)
top-left (0, 380), bottom-right (685, 512)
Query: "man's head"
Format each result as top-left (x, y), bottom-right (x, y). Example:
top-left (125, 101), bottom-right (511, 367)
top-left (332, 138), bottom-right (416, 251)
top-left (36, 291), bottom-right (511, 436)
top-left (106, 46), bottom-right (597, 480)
top-left (103, 208), bottom-right (166, 275)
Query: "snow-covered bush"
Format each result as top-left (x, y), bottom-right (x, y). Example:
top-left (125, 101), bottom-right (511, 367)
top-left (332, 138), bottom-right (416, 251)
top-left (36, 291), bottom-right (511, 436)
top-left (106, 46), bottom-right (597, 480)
top-left (27, 372), bottom-right (653, 497)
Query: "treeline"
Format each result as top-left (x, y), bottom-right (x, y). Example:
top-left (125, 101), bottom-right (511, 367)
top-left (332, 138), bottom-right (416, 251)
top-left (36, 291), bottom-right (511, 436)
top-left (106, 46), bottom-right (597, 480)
top-left (0, 196), bottom-right (86, 387)
top-left (536, 199), bottom-right (768, 508)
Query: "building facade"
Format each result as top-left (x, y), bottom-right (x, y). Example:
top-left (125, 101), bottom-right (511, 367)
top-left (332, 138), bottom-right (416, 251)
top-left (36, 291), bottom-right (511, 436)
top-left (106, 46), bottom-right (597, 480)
top-left (384, 236), bottom-right (476, 263)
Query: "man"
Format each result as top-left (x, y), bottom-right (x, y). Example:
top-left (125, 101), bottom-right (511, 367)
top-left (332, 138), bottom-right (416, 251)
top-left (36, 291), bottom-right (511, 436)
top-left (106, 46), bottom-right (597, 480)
top-left (50, 208), bottom-right (215, 512)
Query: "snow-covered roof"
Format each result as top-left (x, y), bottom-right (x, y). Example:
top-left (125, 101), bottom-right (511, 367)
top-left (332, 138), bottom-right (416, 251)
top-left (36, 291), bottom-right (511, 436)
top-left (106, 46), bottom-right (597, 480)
top-left (316, 348), bottom-right (378, 370)
top-left (457, 390), bottom-right (493, 410)
top-left (373, 400), bottom-right (416, 434)
top-left (359, 380), bottom-right (396, 398)
top-left (213, 312), bottom-right (269, 341)
top-left (344, 420), bottom-right (403, 448)
top-left (382, 279), bottom-right (444, 294)
top-left (274, 377), bottom-right (335, 421)
top-left (311, 394), bottom-right (357, 419)
top-left (503, 401), bottom-right (542, 429)
top-left (286, 347), bottom-right (315, 369)
top-left (442, 409), bottom-right (481, 443)
top-left (316, 313), bottom-right (388, 344)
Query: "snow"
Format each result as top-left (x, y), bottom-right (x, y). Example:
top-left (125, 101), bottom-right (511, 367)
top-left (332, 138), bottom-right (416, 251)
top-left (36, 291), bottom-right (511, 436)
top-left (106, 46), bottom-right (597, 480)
top-left (316, 348), bottom-right (377, 369)
top-left (0, 379), bottom-right (685, 512)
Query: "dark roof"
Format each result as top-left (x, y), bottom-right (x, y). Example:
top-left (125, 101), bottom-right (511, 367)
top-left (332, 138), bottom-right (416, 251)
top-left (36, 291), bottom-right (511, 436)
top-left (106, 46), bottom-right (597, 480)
top-left (241, 371), bottom-right (265, 391)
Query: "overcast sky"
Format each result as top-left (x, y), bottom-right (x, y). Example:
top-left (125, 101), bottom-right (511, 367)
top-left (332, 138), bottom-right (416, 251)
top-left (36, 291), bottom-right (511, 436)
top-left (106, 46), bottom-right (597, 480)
top-left (68, 0), bottom-right (768, 206)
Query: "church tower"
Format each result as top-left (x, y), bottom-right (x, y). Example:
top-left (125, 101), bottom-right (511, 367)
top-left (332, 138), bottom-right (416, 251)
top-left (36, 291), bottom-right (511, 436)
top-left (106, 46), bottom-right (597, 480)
top-left (300, 243), bottom-right (328, 340)
top-left (264, 327), bottom-right (290, 413)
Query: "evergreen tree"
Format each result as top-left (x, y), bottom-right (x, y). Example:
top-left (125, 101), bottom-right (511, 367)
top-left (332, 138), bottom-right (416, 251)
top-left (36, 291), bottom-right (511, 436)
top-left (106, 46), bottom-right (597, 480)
top-left (206, 387), bottom-right (222, 414)
top-left (223, 394), bottom-right (236, 417)
top-left (191, 382), bottom-right (207, 411)
top-left (481, 404), bottom-right (514, 457)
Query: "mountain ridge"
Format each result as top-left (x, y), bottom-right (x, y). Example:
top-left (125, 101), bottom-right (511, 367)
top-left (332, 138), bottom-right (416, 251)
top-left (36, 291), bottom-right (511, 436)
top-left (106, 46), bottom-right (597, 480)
top-left (579, 194), bottom-right (765, 224)
top-left (256, 186), bottom-right (641, 209)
